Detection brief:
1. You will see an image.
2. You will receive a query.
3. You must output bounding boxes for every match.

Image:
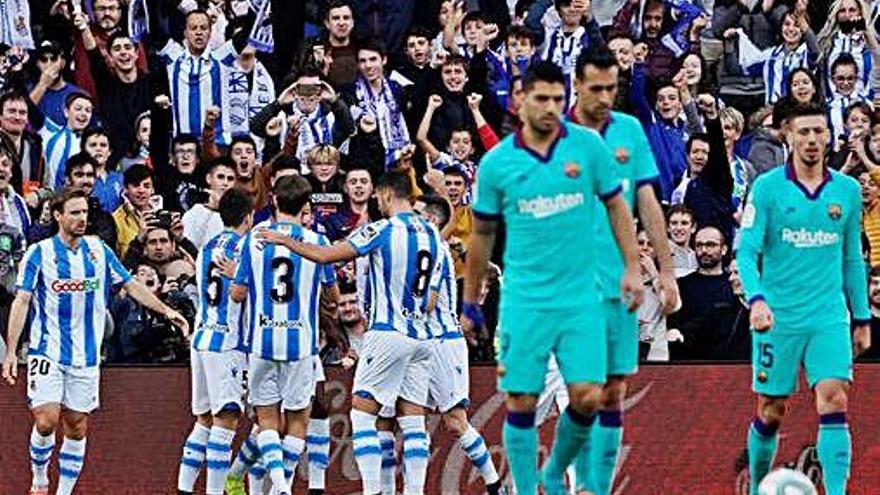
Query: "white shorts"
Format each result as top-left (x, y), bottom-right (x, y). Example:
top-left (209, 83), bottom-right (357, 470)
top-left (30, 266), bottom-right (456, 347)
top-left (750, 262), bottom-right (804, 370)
top-left (536, 355), bottom-right (569, 426)
top-left (191, 348), bottom-right (247, 416)
top-left (313, 354), bottom-right (325, 383)
top-left (428, 338), bottom-right (470, 413)
top-left (248, 356), bottom-right (317, 411)
top-left (353, 331), bottom-right (432, 408)
top-left (27, 355), bottom-right (99, 413)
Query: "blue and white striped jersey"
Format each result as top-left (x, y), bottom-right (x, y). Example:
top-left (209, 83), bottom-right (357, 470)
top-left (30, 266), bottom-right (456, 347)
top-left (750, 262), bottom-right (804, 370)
top-left (234, 222), bottom-right (336, 361)
top-left (159, 40), bottom-right (236, 144)
top-left (737, 34), bottom-right (815, 104)
top-left (15, 235), bottom-right (132, 367)
top-left (39, 120), bottom-right (81, 190)
top-left (347, 212), bottom-right (443, 340)
top-left (192, 230), bottom-right (246, 353)
top-left (428, 242), bottom-right (462, 340)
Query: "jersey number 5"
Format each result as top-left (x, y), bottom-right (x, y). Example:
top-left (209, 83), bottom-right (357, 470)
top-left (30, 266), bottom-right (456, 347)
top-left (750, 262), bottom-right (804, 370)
top-left (271, 258), bottom-right (296, 303)
top-left (413, 250), bottom-right (433, 297)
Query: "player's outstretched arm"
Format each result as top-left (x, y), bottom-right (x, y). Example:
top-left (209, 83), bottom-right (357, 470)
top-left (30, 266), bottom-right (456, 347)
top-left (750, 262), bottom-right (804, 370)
top-left (637, 184), bottom-right (680, 314)
top-left (604, 194), bottom-right (644, 311)
top-left (257, 229), bottom-right (358, 264)
top-left (123, 280), bottom-right (191, 337)
top-left (461, 218), bottom-right (497, 333)
top-left (2, 291), bottom-right (32, 386)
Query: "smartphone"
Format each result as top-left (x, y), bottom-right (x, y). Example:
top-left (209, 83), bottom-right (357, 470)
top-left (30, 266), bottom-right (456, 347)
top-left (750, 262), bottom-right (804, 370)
top-left (148, 194), bottom-right (164, 211)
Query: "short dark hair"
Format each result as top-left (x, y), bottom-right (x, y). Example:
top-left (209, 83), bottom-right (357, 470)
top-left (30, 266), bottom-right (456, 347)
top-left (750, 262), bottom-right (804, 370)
top-left (406, 25), bottom-right (433, 43)
top-left (219, 188), bottom-right (253, 228)
top-left (462, 11), bottom-right (485, 27)
top-left (185, 8), bottom-right (211, 24)
top-left (575, 46), bottom-right (618, 78)
top-left (172, 133), bottom-right (200, 149)
top-left (0, 90), bottom-right (28, 111)
top-left (443, 54), bottom-right (469, 71)
top-left (206, 156), bottom-right (236, 175)
top-left (869, 265), bottom-right (880, 279)
top-left (357, 37), bottom-right (387, 58)
top-left (123, 163), bottom-right (153, 187)
top-left (523, 61), bottom-right (565, 91)
top-left (443, 166), bottom-right (469, 182)
top-left (324, 0), bottom-right (353, 18)
top-left (845, 101), bottom-right (875, 126)
top-left (696, 224), bottom-right (726, 246)
top-left (64, 152), bottom-right (98, 179)
top-left (271, 154), bottom-right (302, 177)
top-left (418, 194), bottom-right (451, 228)
top-left (339, 279), bottom-right (358, 295)
top-left (229, 134), bottom-right (256, 151)
top-left (832, 53), bottom-right (858, 75)
top-left (667, 203), bottom-right (694, 221)
top-left (686, 133), bottom-right (710, 153)
top-left (50, 187), bottom-right (88, 215)
top-left (274, 175), bottom-right (312, 215)
top-left (786, 101), bottom-right (827, 122)
top-left (81, 126), bottom-right (110, 146)
top-left (107, 31), bottom-right (134, 51)
top-left (65, 92), bottom-right (92, 109)
top-left (375, 169), bottom-right (412, 199)
top-left (771, 96), bottom-right (797, 128)
top-left (506, 25), bottom-right (535, 45)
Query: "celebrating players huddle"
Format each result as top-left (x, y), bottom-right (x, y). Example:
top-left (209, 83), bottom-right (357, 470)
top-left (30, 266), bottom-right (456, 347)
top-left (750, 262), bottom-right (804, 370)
top-left (2, 45), bottom-right (872, 495)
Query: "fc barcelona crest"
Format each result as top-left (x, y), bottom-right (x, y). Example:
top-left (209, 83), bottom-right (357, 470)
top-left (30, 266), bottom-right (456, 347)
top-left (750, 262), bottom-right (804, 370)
top-left (564, 162), bottom-right (581, 179)
top-left (615, 147), bottom-right (630, 164)
top-left (828, 204), bottom-right (842, 220)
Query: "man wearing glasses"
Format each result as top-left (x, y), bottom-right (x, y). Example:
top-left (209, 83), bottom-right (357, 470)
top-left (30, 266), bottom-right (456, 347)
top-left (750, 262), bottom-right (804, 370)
top-left (826, 54), bottom-right (871, 147)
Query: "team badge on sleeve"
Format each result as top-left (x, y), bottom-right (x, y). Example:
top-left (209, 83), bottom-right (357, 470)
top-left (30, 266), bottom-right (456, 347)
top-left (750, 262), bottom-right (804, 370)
top-left (828, 204), bottom-right (842, 221)
top-left (741, 203), bottom-right (756, 228)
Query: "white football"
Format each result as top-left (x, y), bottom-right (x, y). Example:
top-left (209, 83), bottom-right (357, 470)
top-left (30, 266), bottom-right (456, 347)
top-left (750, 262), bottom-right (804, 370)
top-left (758, 468), bottom-right (818, 495)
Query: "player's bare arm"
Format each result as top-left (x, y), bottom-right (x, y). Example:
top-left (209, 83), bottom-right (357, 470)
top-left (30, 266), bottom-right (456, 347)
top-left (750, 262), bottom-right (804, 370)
top-left (461, 218), bottom-right (497, 335)
top-left (257, 228), bottom-right (358, 264)
top-left (124, 279), bottom-right (191, 337)
top-left (1, 290), bottom-right (32, 386)
top-left (636, 184), bottom-right (680, 314)
top-left (603, 193), bottom-right (644, 311)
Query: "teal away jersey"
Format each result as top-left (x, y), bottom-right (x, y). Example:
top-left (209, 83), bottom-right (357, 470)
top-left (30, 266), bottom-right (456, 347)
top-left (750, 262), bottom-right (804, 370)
top-left (473, 121), bottom-right (621, 308)
top-left (568, 111), bottom-right (660, 299)
top-left (737, 165), bottom-right (870, 333)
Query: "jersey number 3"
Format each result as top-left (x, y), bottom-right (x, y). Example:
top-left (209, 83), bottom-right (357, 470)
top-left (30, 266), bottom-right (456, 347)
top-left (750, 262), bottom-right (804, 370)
top-left (271, 258), bottom-right (296, 303)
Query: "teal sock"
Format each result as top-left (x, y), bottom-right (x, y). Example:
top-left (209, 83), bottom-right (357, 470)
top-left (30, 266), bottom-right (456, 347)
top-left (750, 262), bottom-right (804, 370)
top-left (748, 417), bottom-right (778, 495)
top-left (817, 413), bottom-right (851, 495)
top-left (582, 410), bottom-right (623, 495)
top-left (544, 407), bottom-right (595, 495)
top-left (503, 411), bottom-right (538, 495)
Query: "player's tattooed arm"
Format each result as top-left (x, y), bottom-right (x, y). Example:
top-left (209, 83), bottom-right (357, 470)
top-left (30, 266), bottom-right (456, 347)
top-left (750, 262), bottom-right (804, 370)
top-left (257, 229), bottom-right (359, 264)
top-left (2, 290), bottom-right (32, 386)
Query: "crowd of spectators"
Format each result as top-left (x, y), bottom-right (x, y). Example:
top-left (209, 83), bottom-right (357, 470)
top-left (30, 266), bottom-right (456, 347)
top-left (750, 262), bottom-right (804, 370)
top-left (2, 0), bottom-right (880, 364)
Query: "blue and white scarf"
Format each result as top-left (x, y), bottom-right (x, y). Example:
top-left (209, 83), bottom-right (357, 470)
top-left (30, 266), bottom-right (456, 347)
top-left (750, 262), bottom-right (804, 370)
top-left (295, 106), bottom-right (336, 162)
top-left (248, 0), bottom-right (273, 52)
top-left (0, 0), bottom-right (34, 49)
top-left (221, 58), bottom-right (276, 139)
top-left (128, 0), bottom-right (148, 43)
top-left (353, 76), bottom-right (410, 165)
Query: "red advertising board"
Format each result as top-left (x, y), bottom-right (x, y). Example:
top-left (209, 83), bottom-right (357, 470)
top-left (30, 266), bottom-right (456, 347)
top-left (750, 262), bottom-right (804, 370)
top-left (1, 364), bottom-right (878, 494)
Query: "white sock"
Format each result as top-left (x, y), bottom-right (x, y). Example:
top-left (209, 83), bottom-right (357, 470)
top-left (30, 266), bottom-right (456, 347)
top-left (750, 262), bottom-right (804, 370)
top-left (177, 423), bottom-right (210, 492)
top-left (398, 416), bottom-right (429, 495)
top-left (248, 463), bottom-right (267, 494)
top-left (206, 425), bottom-right (236, 495)
top-left (458, 425), bottom-right (499, 485)
top-left (257, 429), bottom-right (289, 495)
top-left (29, 427), bottom-right (54, 489)
top-left (282, 435), bottom-right (305, 486)
top-left (56, 437), bottom-right (86, 495)
top-left (230, 429), bottom-right (260, 478)
top-left (307, 418), bottom-right (330, 490)
top-left (350, 409), bottom-right (381, 494)
top-left (378, 430), bottom-right (397, 495)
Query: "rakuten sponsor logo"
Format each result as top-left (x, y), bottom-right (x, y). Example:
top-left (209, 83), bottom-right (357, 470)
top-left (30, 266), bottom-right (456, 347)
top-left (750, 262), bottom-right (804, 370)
top-left (51, 278), bottom-right (101, 293)
top-left (517, 193), bottom-right (585, 219)
top-left (781, 228), bottom-right (839, 248)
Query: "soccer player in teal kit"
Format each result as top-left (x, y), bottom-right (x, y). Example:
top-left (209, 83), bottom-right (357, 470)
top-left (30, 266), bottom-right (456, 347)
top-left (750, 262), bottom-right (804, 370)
top-left (461, 61), bottom-right (644, 495)
top-left (737, 101), bottom-right (872, 495)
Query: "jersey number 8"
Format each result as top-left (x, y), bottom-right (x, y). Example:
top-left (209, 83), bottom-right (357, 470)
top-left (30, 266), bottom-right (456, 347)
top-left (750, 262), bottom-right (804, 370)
top-left (412, 250), bottom-right (433, 297)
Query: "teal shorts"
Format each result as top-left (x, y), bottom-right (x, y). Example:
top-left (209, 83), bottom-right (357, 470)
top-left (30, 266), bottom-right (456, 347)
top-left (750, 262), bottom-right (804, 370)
top-left (603, 298), bottom-right (639, 376)
top-left (497, 304), bottom-right (606, 395)
top-left (751, 326), bottom-right (853, 397)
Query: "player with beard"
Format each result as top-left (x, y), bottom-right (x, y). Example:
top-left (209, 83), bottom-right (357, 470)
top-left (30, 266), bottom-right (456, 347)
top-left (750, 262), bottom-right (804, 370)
top-left (738, 101), bottom-right (871, 495)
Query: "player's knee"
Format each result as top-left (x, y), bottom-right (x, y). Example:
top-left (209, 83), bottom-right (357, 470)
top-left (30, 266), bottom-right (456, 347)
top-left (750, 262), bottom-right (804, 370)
top-left (442, 408), bottom-right (469, 435)
top-left (32, 411), bottom-right (59, 435)
top-left (62, 413), bottom-right (88, 440)
top-left (601, 378), bottom-right (627, 410)
top-left (815, 382), bottom-right (849, 414)
top-left (568, 384), bottom-right (603, 416)
top-left (758, 397), bottom-right (787, 425)
top-left (505, 393), bottom-right (538, 412)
